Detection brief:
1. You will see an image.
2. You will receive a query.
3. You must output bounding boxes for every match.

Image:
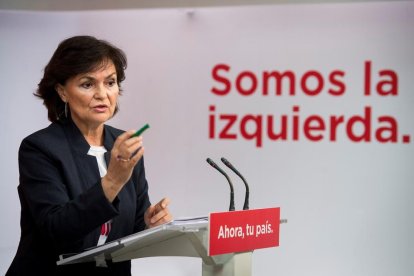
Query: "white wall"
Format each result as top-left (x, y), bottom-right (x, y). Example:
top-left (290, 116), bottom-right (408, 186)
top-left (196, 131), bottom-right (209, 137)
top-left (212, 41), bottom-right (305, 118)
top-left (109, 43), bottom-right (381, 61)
top-left (0, 1), bottom-right (413, 275)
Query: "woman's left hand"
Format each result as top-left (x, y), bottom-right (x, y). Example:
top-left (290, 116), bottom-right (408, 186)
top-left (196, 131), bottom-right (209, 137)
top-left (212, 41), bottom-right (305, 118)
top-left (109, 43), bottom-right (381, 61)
top-left (144, 197), bottom-right (173, 228)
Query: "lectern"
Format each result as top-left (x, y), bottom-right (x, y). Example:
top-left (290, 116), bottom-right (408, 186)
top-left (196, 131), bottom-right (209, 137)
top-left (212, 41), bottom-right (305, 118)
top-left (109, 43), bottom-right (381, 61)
top-left (58, 208), bottom-right (284, 276)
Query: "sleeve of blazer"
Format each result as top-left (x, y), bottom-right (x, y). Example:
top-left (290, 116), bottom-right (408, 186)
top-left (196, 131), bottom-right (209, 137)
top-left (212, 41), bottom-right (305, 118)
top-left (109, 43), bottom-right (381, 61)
top-left (133, 157), bottom-right (151, 232)
top-left (18, 134), bottom-right (119, 248)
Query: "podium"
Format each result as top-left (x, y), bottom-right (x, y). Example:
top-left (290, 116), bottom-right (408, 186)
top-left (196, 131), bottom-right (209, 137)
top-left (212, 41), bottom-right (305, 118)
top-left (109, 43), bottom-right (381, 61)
top-left (58, 209), bottom-right (284, 276)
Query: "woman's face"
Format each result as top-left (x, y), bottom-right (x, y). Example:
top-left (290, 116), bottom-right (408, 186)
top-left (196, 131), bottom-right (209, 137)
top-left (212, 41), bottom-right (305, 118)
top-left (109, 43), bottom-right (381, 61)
top-left (57, 60), bottom-right (119, 131)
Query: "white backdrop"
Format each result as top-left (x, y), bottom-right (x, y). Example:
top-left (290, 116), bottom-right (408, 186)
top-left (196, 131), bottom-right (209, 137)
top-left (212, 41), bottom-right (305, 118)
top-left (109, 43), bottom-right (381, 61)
top-left (0, 1), bottom-right (413, 275)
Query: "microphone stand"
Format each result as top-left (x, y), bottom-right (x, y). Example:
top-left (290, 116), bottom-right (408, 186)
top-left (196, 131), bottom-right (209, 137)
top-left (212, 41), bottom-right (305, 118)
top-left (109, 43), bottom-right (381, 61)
top-left (221, 157), bottom-right (249, 210)
top-left (206, 158), bottom-right (235, 211)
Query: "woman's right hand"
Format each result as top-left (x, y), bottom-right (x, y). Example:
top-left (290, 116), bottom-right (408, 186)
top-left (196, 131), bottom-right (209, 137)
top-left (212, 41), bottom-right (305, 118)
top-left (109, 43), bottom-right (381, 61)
top-left (101, 130), bottom-right (144, 202)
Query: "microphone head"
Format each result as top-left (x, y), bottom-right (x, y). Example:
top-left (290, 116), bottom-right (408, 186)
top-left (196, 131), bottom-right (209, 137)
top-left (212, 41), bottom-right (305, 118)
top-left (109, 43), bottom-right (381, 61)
top-left (221, 157), bottom-right (231, 167)
top-left (207, 157), bottom-right (228, 177)
top-left (221, 157), bottom-right (237, 172)
top-left (206, 157), bottom-right (215, 167)
top-left (207, 158), bottom-right (221, 171)
top-left (221, 157), bottom-right (243, 179)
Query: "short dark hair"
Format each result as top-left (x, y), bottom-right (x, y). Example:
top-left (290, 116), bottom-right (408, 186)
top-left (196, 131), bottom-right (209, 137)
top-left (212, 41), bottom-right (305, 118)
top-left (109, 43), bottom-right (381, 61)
top-left (35, 35), bottom-right (127, 122)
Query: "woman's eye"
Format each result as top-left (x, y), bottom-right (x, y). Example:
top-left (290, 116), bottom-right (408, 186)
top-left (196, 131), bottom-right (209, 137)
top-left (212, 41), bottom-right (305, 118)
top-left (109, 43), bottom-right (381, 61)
top-left (81, 82), bottom-right (93, 89)
top-left (107, 80), bottom-right (117, 87)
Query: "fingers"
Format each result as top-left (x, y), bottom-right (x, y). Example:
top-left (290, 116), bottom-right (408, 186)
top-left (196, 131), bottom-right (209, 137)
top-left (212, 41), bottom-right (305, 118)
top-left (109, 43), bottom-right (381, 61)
top-left (103, 130), bottom-right (147, 202)
top-left (145, 197), bottom-right (173, 228)
top-left (113, 129), bottom-right (136, 149)
top-left (105, 130), bottom-right (144, 187)
top-left (149, 208), bottom-right (171, 227)
top-left (114, 130), bottom-right (144, 163)
top-left (151, 197), bottom-right (170, 216)
top-left (158, 197), bottom-right (171, 209)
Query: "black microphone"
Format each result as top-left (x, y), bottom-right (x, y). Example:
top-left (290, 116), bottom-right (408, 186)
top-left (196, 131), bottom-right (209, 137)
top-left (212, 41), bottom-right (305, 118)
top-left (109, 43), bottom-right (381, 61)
top-left (206, 158), bottom-right (235, 211)
top-left (221, 157), bottom-right (250, 210)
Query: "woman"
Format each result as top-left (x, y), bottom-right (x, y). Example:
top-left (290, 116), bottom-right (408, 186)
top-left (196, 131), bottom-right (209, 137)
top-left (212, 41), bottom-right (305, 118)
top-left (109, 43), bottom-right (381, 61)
top-left (7, 36), bottom-right (172, 275)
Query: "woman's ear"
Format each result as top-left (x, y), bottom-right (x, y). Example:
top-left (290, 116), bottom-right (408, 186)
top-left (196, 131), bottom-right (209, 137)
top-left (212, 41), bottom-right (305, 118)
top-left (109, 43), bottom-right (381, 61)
top-left (55, 84), bottom-right (67, 102)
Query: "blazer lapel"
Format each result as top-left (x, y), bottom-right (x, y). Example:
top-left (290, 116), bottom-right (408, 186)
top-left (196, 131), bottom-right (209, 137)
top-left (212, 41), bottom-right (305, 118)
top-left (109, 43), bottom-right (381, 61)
top-left (103, 125), bottom-right (116, 166)
top-left (61, 121), bottom-right (101, 192)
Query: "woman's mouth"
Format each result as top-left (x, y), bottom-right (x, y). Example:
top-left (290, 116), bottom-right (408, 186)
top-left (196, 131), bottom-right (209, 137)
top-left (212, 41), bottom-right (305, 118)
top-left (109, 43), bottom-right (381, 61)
top-left (93, 105), bottom-right (108, 112)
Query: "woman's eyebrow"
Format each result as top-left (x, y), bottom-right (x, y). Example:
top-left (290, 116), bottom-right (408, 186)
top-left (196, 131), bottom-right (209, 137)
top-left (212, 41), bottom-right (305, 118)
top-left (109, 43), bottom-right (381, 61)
top-left (78, 72), bottom-right (117, 81)
top-left (105, 72), bottom-right (117, 79)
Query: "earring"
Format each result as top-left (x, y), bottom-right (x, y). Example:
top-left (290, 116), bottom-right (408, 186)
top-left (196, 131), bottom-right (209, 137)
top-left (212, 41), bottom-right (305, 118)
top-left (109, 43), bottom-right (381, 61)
top-left (64, 102), bottom-right (68, 118)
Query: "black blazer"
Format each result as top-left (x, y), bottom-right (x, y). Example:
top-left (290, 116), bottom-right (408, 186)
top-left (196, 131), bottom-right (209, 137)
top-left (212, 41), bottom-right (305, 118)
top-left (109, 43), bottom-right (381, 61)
top-left (7, 120), bottom-right (151, 275)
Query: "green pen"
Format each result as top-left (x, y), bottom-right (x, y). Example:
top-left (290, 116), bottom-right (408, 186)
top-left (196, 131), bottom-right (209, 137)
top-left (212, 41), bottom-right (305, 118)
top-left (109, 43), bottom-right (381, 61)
top-left (132, 123), bottom-right (150, 137)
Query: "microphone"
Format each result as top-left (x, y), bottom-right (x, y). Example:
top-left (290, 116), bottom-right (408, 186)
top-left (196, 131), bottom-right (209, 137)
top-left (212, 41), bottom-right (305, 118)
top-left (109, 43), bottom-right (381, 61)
top-left (221, 157), bottom-right (249, 210)
top-left (206, 158), bottom-right (235, 211)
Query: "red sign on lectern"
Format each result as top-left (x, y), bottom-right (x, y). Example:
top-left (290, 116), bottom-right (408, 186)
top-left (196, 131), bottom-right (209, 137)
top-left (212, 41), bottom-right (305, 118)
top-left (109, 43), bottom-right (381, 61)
top-left (208, 207), bottom-right (280, 256)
